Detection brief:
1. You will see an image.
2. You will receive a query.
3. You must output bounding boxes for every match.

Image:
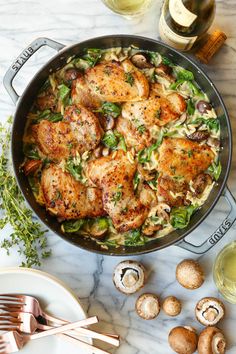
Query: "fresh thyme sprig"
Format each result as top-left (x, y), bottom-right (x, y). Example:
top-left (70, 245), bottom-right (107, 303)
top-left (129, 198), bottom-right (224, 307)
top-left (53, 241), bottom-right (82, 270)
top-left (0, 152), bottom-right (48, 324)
top-left (0, 117), bottom-right (51, 267)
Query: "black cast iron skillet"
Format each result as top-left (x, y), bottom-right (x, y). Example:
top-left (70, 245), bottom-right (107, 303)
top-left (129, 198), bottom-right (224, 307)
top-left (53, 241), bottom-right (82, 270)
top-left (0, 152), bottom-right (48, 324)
top-left (3, 35), bottom-right (236, 256)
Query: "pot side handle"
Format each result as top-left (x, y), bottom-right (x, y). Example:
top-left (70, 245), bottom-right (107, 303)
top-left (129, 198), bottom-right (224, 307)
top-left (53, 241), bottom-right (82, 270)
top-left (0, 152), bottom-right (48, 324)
top-left (3, 37), bottom-right (65, 105)
top-left (177, 186), bottom-right (236, 254)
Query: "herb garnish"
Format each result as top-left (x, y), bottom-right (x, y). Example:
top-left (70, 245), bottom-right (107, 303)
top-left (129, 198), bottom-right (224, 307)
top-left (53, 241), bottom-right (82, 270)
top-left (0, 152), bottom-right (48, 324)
top-left (125, 72), bottom-right (135, 86)
top-left (0, 118), bottom-right (50, 267)
top-left (111, 185), bottom-right (123, 205)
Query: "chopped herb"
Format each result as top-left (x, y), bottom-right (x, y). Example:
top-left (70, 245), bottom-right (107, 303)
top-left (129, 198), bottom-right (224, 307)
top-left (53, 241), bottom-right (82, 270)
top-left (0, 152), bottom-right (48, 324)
top-left (137, 125), bottom-right (146, 134)
top-left (170, 205), bottom-right (198, 229)
top-left (125, 72), bottom-right (134, 86)
top-left (0, 118), bottom-right (50, 267)
top-left (155, 109), bottom-right (161, 119)
top-left (62, 219), bottom-right (85, 233)
top-left (188, 150), bottom-right (193, 158)
top-left (133, 172), bottom-right (140, 191)
top-left (207, 161), bottom-right (222, 181)
top-left (111, 185), bottom-right (123, 205)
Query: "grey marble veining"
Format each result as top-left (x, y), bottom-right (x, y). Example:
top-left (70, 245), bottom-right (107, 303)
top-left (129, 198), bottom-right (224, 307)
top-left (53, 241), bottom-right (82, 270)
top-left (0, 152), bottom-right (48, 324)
top-left (0, 0), bottom-right (236, 353)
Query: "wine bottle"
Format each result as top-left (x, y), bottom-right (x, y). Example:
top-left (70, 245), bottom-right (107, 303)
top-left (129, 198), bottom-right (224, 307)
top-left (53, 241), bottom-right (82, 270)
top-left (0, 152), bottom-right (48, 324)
top-left (159, 0), bottom-right (216, 51)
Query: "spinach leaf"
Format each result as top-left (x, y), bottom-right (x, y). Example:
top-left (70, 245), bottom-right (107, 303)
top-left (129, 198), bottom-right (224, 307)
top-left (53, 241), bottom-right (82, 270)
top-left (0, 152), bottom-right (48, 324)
top-left (191, 117), bottom-right (220, 132)
top-left (149, 52), bottom-right (161, 66)
top-left (23, 144), bottom-right (40, 160)
top-left (176, 68), bottom-right (194, 81)
top-left (102, 131), bottom-right (118, 149)
top-left (161, 56), bottom-right (174, 67)
top-left (187, 99), bottom-right (195, 116)
top-left (170, 205), bottom-right (198, 229)
top-left (65, 156), bottom-right (83, 182)
top-left (62, 219), bottom-right (85, 233)
top-left (36, 110), bottom-right (63, 123)
top-left (58, 84), bottom-right (71, 105)
top-left (102, 130), bottom-right (127, 151)
top-left (83, 48), bottom-right (102, 67)
top-left (207, 161), bottom-right (222, 181)
top-left (124, 229), bottom-right (147, 246)
top-left (95, 102), bottom-right (121, 118)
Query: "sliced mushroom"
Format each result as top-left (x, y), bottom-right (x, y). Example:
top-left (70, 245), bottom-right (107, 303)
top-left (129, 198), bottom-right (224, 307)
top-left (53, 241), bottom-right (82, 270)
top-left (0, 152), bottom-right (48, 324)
top-left (142, 223), bottom-right (162, 237)
top-left (99, 115), bottom-right (115, 131)
top-left (168, 326), bottom-right (198, 354)
top-left (192, 173), bottom-right (213, 196)
top-left (176, 259), bottom-right (205, 289)
top-left (135, 293), bottom-right (160, 320)
top-left (93, 145), bottom-right (103, 158)
top-left (162, 296), bottom-right (182, 317)
top-left (187, 131), bottom-right (210, 142)
top-left (198, 327), bottom-right (226, 354)
top-left (195, 297), bottom-right (225, 326)
top-left (131, 53), bottom-right (153, 69)
top-left (113, 260), bottom-right (146, 295)
top-left (64, 68), bottom-right (80, 82)
top-left (88, 217), bottom-right (109, 239)
top-left (23, 159), bottom-right (42, 175)
top-left (102, 147), bottom-right (110, 156)
top-left (207, 137), bottom-right (220, 149)
top-left (155, 63), bottom-right (173, 76)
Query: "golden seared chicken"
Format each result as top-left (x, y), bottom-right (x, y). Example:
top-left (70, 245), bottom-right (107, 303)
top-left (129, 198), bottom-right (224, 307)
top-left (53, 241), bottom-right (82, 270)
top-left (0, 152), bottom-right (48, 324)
top-left (117, 83), bottom-right (186, 150)
top-left (87, 150), bottom-right (148, 232)
top-left (41, 164), bottom-right (104, 219)
top-left (36, 87), bottom-right (58, 111)
top-left (71, 76), bottom-right (101, 109)
top-left (32, 104), bottom-right (103, 160)
top-left (84, 59), bottom-right (149, 103)
top-left (157, 138), bottom-right (214, 206)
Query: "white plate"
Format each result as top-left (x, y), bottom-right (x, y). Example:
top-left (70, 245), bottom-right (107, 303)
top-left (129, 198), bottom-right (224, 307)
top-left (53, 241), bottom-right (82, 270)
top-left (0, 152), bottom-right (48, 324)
top-left (0, 267), bottom-right (91, 354)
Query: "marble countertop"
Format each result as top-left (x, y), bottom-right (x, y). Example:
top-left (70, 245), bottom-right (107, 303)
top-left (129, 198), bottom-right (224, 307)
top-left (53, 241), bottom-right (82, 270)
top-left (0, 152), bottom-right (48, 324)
top-left (0, 0), bottom-right (236, 353)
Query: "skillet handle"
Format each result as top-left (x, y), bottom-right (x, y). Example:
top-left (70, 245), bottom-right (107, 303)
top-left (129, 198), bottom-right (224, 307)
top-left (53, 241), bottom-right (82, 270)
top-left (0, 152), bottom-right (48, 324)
top-left (3, 37), bottom-right (65, 105)
top-left (177, 186), bottom-right (236, 254)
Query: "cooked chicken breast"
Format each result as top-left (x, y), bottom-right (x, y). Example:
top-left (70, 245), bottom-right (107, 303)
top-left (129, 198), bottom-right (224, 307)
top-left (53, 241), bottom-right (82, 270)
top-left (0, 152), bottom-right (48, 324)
top-left (84, 59), bottom-right (149, 102)
top-left (41, 164), bottom-right (104, 219)
top-left (118, 83), bottom-right (186, 150)
top-left (36, 87), bottom-right (58, 111)
top-left (87, 150), bottom-right (148, 232)
top-left (71, 76), bottom-right (101, 109)
top-left (64, 104), bottom-right (103, 152)
top-left (158, 138), bottom-right (214, 182)
top-left (32, 104), bottom-right (103, 160)
top-left (32, 120), bottom-right (77, 160)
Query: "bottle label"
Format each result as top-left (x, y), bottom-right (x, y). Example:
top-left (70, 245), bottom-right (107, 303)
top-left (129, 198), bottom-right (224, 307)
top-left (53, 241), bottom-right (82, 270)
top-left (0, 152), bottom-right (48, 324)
top-left (159, 13), bottom-right (198, 51)
top-left (169, 0), bottom-right (197, 27)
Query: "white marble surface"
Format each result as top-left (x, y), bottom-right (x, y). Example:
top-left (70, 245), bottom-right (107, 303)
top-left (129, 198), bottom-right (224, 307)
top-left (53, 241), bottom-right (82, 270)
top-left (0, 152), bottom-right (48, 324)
top-left (0, 0), bottom-right (236, 353)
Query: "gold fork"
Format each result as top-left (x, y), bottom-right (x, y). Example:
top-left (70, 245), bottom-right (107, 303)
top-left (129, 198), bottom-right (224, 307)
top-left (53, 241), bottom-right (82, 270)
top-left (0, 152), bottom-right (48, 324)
top-left (0, 320), bottom-right (111, 354)
top-left (0, 312), bottom-right (120, 347)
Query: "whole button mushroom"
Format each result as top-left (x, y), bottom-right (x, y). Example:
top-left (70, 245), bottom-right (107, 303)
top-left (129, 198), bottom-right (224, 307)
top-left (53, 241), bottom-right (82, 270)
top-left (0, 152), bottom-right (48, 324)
top-left (168, 326), bottom-right (198, 354)
top-left (196, 100), bottom-right (212, 114)
top-left (131, 53), bottom-right (154, 69)
top-left (195, 297), bottom-right (225, 326)
top-left (176, 259), bottom-right (205, 290)
top-left (113, 260), bottom-right (146, 295)
top-left (198, 327), bottom-right (226, 354)
top-left (135, 293), bottom-right (160, 320)
top-left (162, 296), bottom-right (182, 317)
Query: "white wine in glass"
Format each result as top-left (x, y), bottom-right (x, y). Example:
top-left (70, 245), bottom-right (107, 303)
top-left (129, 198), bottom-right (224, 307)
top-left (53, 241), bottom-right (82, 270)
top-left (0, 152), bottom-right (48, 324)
top-left (102, 0), bottom-right (154, 18)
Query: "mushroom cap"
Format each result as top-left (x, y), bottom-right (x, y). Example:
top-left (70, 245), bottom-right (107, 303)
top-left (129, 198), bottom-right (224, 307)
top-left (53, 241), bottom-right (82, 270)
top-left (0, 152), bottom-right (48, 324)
top-left (176, 259), bottom-right (205, 289)
top-left (195, 297), bottom-right (225, 326)
top-left (162, 296), bottom-right (182, 317)
top-left (198, 327), bottom-right (226, 354)
top-left (113, 260), bottom-right (146, 295)
top-left (135, 293), bottom-right (160, 320)
top-left (131, 53), bottom-right (154, 69)
top-left (168, 326), bottom-right (198, 354)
